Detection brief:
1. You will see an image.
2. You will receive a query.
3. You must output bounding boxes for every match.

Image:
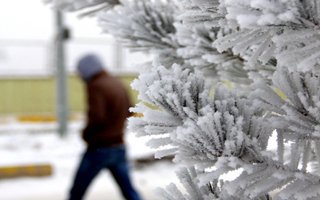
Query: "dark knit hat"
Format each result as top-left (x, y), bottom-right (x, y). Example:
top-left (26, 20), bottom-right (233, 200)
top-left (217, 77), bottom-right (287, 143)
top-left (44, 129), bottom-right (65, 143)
top-left (77, 54), bottom-right (104, 81)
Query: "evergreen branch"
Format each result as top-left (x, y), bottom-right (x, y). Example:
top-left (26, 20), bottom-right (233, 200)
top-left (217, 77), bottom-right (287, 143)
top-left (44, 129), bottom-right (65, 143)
top-left (45, 0), bottom-right (120, 12)
top-left (98, 0), bottom-right (181, 66)
top-left (157, 167), bottom-right (220, 200)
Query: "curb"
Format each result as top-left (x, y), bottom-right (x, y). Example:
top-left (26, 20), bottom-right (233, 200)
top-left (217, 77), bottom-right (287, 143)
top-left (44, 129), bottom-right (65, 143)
top-left (0, 164), bottom-right (53, 179)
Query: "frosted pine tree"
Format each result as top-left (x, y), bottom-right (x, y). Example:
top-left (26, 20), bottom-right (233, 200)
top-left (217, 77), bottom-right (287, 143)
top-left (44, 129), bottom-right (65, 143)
top-left (45, 0), bottom-right (120, 14)
top-left (47, 0), bottom-right (320, 199)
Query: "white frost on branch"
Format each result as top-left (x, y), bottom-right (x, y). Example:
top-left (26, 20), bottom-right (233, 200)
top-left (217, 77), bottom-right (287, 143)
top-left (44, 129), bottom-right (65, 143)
top-left (223, 0), bottom-right (299, 28)
top-left (44, 0), bottom-right (119, 13)
top-left (98, 0), bottom-right (181, 66)
top-left (217, 1), bottom-right (320, 72)
top-left (250, 67), bottom-right (320, 199)
top-left (44, 0), bottom-right (320, 199)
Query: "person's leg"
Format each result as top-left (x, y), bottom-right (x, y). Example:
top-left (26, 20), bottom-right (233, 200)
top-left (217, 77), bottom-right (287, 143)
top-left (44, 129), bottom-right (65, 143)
top-left (68, 149), bottom-right (103, 200)
top-left (109, 148), bottom-right (142, 200)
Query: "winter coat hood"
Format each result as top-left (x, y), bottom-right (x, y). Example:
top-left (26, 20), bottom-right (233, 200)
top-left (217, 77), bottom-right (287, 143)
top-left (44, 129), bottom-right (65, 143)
top-left (77, 54), bottom-right (104, 81)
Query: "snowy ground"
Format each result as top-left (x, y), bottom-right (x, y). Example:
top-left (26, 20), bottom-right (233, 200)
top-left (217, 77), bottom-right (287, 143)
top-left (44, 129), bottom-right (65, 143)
top-left (0, 120), bottom-right (179, 200)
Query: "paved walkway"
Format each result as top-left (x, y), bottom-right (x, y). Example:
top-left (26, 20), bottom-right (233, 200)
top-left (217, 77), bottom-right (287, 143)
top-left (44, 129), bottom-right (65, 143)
top-left (0, 161), bottom-right (177, 200)
top-left (12, 185), bottom-right (159, 200)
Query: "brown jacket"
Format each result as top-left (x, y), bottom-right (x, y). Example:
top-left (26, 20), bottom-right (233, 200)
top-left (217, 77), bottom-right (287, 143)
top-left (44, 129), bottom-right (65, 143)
top-left (82, 71), bottom-right (131, 148)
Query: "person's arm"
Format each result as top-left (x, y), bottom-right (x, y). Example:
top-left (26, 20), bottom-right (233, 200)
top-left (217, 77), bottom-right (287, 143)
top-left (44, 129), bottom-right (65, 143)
top-left (82, 84), bottom-right (108, 141)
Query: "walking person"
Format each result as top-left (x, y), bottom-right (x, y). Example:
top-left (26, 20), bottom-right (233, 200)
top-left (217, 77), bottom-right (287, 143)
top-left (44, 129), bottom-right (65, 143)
top-left (68, 54), bottom-right (142, 200)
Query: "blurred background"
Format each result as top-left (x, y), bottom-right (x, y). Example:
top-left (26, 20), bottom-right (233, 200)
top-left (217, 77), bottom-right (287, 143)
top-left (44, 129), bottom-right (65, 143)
top-left (0, 0), bottom-right (150, 118)
top-left (0, 1), bottom-right (176, 200)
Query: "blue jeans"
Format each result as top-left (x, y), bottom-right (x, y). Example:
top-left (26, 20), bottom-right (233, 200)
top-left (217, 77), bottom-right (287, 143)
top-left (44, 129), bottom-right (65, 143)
top-left (68, 145), bottom-right (142, 200)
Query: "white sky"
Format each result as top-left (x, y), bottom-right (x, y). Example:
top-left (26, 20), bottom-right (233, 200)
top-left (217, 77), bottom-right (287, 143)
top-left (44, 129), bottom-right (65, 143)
top-left (0, 1), bottom-right (151, 75)
top-left (0, 0), bottom-right (111, 40)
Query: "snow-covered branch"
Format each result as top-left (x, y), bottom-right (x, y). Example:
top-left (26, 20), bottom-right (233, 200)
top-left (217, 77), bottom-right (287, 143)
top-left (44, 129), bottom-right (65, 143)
top-left (45, 0), bottom-right (120, 12)
top-left (217, 1), bottom-right (320, 72)
top-left (44, 0), bottom-right (320, 199)
top-left (98, 0), bottom-right (181, 66)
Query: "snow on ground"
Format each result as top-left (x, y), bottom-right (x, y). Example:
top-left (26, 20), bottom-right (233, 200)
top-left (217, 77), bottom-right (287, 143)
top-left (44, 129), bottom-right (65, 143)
top-left (0, 120), bottom-right (179, 200)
